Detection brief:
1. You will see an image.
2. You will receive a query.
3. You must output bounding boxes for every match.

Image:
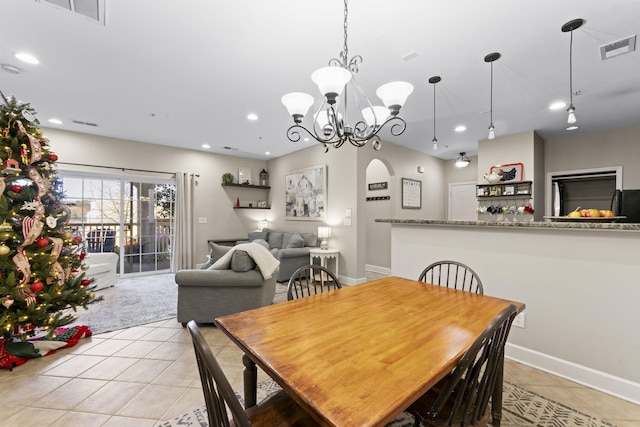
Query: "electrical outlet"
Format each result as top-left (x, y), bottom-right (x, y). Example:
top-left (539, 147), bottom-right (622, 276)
top-left (513, 312), bottom-right (525, 329)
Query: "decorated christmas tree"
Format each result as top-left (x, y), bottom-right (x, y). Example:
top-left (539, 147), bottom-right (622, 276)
top-left (0, 92), bottom-right (98, 341)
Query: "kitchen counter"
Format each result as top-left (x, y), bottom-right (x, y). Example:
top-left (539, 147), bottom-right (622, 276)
top-left (385, 218), bottom-right (640, 404)
top-left (376, 218), bottom-right (640, 231)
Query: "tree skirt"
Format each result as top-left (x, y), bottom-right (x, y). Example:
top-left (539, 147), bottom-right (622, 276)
top-left (0, 325), bottom-right (92, 370)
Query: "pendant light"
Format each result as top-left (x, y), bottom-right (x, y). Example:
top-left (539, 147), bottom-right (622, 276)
top-left (428, 76), bottom-right (441, 150)
top-left (484, 52), bottom-right (501, 140)
top-left (455, 152), bottom-right (471, 168)
top-left (562, 19), bottom-right (585, 127)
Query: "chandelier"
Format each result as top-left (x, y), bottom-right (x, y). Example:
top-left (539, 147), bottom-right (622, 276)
top-left (281, 0), bottom-right (414, 152)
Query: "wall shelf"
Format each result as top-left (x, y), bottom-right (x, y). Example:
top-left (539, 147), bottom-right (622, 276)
top-left (477, 181), bottom-right (532, 199)
top-left (222, 183), bottom-right (270, 190)
top-left (222, 182), bottom-right (270, 209)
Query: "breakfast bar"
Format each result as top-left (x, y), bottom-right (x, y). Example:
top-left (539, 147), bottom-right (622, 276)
top-left (376, 219), bottom-right (640, 404)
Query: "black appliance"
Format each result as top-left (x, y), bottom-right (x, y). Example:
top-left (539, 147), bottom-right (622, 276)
top-left (612, 190), bottom-right (640, 223)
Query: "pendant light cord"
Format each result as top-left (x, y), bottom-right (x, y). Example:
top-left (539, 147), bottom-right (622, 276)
top-left (569, 29), bottom-right (574, 105)
top-left (433, 83), bottom-right (436, 139)
top-left (490, 61), bottom-right (494, 124)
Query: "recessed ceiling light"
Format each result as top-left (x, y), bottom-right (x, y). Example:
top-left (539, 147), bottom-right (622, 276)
top-left (1, 64), bottom-right (22, 74)
top-left (15, 52), bottom-right (39, 65)
top-left (201, 144), bottom-right (211, 149)
top-left (247, 113), bottom-right (258, 121)
top-left (48, 118), bottom-right (62, 125)
top-left (454, 125), bottom-right (466, 132)
top-left (566, 125), bottom-right (579, 131)
top-left (265, 151), bottom-right (271, 155)
top-left (549, 101), bottom-right (566, 110)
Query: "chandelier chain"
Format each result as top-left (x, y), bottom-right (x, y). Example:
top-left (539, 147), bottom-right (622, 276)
top-left (343, 0), bottom-right (349, 63)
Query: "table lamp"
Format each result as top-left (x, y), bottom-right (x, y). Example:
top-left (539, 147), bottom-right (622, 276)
top-left (317, 226), bottom-right (331, 250)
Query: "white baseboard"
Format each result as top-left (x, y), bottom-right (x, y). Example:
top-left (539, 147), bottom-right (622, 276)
top-left (505, 342), bottom-right (640, 405)
top-left (365, 264), bottom-right (391, 276)
top-left (339, 275), bottom-right (367, 286)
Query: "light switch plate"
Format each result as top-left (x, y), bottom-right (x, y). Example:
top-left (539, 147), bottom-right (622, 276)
top-left (198, 217), bottom-right (207, 224)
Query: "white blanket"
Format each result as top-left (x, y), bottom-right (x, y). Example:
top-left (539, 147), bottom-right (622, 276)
top-left (209, 242), bottom-right (280, 280)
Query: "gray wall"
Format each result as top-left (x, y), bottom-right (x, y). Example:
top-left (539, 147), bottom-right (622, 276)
top-left (545, 124), bottom-right (640, 189)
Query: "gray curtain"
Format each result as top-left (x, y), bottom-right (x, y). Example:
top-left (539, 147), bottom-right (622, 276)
top-left (172, 172), bottom-right (196, 271)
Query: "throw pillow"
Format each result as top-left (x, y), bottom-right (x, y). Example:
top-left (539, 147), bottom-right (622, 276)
top-left (267, 231), bottom-right (284, 249)
top-left (300, 232), bottom-right (317, 247)
top-left (282, 232), bottom-right (294, 248)
top-left (231, 250), bottom-right (256, 272)
top-left (248, 230), bottom-right (268, 241)
top-left (252, 239), bottom-right (270, 249)
top-left (287, 233), bottom-right (305, 248)
top-left (201, 242), bottom-right (232, 269)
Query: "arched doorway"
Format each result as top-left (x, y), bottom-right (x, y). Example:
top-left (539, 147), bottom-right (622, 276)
top-left (364, 159), bottom-right (393, 279)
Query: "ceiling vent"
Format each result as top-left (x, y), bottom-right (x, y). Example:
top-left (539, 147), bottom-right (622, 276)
top-left (600, 35), bottom-right (636, 60)
top-left (36, 0), bottom-right (106, 25)
top-left (72, 119), bottom-right (98, 127)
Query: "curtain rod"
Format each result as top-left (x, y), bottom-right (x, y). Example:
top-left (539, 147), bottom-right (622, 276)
top-left (57, 161), bottom-right (199, 177)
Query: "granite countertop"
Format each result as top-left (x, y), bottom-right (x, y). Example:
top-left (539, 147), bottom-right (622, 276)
top-left (375, 219), bottom-right (640, 231)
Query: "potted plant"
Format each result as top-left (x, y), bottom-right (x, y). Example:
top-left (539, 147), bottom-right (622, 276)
top-left (222, 173), bottom-right (234, 184)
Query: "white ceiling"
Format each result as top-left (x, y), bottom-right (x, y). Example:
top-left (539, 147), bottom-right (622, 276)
top-left (2, 0), bottom-right (639, 161)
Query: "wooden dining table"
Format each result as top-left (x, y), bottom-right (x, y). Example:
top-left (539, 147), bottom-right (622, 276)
top-left (215, 276), bottom-right (525, 427)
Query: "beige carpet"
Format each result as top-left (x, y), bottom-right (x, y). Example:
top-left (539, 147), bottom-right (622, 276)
top-left (66, 273), bottom-right (178, 334)
top-left (158, 378), bottom-right (615, 427)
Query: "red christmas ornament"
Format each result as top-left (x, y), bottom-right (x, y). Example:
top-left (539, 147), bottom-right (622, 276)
top-left (30, 281), bottom-right (44, 292)
top-left (79, 252), bottom-right (86, 260)
top-left (48, 153), bottom-right (58, 161)
top-left (11, 185), bottom-right (23, 193)
top-left (72, 235), bottom-right (83, 244)
top-left (81, 279), bottom-right (91, 287)
top-left (36, 238), bottom-right (49, 248)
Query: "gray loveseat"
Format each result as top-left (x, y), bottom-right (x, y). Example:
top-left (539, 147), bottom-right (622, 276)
top-left (175, 243), bottom-right (277, 325)
top-left (247, 229), bottom-right (318, 282)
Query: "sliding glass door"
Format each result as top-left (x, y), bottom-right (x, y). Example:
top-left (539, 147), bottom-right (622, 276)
top-left (59, 172), bottom-right (175, 276)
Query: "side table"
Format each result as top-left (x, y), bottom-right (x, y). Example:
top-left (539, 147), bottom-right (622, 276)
top-left (309, 248), bottom-right (339, 279)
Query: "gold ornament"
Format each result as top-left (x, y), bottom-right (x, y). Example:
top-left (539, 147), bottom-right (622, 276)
top-left (0, 244), bottom-right (10, 256)
top-left (81, 264), bottom-right (89, 271)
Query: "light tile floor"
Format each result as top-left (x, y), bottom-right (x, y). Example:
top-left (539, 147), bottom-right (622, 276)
top-left (0, 319), bottom-right (639, 426)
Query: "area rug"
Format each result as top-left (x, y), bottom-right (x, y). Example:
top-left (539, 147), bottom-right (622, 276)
top-left (66, 273), bottom-right (179, 335)
top-left (158, 379), bottom-right (615, 427)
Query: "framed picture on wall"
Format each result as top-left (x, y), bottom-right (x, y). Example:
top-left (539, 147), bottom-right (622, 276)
top-left (285, 165), bottom-right (326, 220)
top-left (401, 177), bottom-right (421, 209)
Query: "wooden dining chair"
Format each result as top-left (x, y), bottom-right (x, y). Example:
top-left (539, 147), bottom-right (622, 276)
top-left (407, 304), bottom-right (519, 427)
top-left (287, 264), bottom-right (342, 301)
top-left (187, 321), bottom-right (318, 427)
top-left (418, 260), bottom-right (484, 294)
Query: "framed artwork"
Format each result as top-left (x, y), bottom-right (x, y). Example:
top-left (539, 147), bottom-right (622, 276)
top-left (238, 167), bottom-right (252, 185)
top-left (489, 162), bottom-right (524, 183)
top-left (285, 165), bottom-right (326, 220)
top-left (257, 200), bottom-right (268, 208)
top-left (401, 178), bottom-right (421, 209)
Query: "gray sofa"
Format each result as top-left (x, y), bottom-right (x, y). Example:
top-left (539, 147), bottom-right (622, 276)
top-left (247, 229), bottom-right (318, 282)
top-left (175, 243), bottom-right (277, 325)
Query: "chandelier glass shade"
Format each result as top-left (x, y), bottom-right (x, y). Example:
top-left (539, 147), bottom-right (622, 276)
top-left (562, 19), bottom-right (585, 127)
top-left (281, 0), bottom-right (413, 151)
